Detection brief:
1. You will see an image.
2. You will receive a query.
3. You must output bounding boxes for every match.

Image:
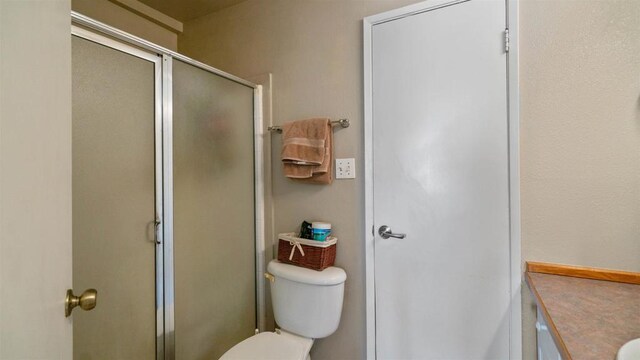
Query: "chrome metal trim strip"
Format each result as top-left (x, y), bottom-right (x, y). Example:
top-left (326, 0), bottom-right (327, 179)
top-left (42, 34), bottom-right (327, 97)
top-left (71, 11), bottom-right (256, 89)
top-left (71, 25), bottom-right (159, 63)
top-left (162, 54), bottom-right (176, 360)
top-left (253, 85), bottom-right (266, 331)
top-left (153, 46), bottom-right (166, 360)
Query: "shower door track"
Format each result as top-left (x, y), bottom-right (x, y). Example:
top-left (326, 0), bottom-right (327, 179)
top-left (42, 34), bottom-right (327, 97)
top-left (71, 12), bottom-right (266, 360)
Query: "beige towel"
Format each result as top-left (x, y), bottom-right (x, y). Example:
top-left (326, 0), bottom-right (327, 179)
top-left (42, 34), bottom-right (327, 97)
top-left (281, 118), bottom-right (333, 184)
top-left (303, 129), bottom-right (333, 184)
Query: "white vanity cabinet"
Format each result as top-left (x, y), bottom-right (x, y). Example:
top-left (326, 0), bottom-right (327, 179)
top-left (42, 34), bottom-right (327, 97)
top-left (536, 309), bottom-right (563, 360)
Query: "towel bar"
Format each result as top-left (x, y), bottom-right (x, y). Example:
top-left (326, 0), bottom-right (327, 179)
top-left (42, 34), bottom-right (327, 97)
top-left (267, 118), bottom-right (349, 133)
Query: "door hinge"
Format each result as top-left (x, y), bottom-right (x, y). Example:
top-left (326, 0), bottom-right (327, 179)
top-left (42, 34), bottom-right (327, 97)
top-left (504, 28), bottom-right (510, 53)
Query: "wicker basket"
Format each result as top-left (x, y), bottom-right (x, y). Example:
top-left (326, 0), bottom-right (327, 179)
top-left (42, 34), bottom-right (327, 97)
top-left (277, 233), bottom-right (337, 271)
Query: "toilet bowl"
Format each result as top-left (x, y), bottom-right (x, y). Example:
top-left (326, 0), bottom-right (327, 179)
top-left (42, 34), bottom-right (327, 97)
top-left (220, 330), bottom-right (313, 360)
top-left (220, 260), bottom-right (347, 360)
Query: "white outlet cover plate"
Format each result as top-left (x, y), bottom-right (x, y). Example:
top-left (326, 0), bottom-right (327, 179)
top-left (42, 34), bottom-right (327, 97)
top-left (336, 158), bottom-right (355, 179)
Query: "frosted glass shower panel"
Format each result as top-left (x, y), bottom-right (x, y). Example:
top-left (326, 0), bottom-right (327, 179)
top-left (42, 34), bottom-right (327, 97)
top-left (72, 36), bottom-right (156, 359)
top-left (172, 60), bottom-right (256, 359)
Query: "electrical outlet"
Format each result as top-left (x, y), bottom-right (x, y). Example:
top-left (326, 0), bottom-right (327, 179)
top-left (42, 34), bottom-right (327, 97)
top-left (336, 158), bottom-right (355, 179)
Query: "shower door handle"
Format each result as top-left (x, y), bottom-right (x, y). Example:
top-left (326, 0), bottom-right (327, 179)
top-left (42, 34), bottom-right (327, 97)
top-left (147, 218), bottom-right (162, 244)
top-left (378, 225), bottom-right (406, 239)
top-left (154, 218), bottom-right (161, 244)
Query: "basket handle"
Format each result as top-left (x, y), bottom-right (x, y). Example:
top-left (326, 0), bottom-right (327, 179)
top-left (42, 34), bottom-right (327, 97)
top-left (289, 241), bottom-right (305, 260)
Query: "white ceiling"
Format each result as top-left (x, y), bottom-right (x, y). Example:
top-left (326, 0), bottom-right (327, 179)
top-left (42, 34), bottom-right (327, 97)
top-left (137, 0), bottom-right (247, 22)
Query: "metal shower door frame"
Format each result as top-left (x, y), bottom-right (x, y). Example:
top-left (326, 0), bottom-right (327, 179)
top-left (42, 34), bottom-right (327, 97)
top-left (71, 12), bottom-right (266, 360)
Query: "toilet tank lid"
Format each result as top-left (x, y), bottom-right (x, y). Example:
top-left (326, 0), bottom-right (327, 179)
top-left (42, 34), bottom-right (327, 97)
top-left (268, 261), bottom-right (346, 286)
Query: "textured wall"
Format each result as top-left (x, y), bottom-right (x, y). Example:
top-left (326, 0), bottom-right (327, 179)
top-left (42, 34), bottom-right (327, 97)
top-left (179, 1), bottom-right (420, 358)
top-left (520, 0), bottom-right (640, 358)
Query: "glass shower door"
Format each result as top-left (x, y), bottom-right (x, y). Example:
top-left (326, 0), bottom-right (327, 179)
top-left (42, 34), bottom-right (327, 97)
top-left (172, 59), bottom-right (256, 359)
top-left (71, 22), bottom-right (260, 359)
top-left (72, 35), bottom-right (159, 359)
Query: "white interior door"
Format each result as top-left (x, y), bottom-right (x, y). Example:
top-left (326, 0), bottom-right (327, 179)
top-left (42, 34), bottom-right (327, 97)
top-left (0, 2), bottom-right (72, 358)
top-left (369, 0), bottom-right (511, 358)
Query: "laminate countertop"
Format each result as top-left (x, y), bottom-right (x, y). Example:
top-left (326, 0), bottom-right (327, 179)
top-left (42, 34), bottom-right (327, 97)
top-left (525, 262), bottom-right (640, 360)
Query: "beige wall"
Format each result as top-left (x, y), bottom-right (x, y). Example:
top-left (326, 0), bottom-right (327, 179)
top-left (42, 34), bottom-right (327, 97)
top-left (0, 0), bottom-right (73, 357)
top-left (72, 0), bottom-right (179, 51)
top-left (520, 0), bottom-right (640, 358)
top-left (180, 0), bottom-right (640, 359)
top-left (179, 1), bottom-right (420, 359)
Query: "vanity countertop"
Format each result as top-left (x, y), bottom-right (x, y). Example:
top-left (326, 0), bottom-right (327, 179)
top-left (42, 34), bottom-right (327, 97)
top-left (525, 262), bottom-right (640, 360)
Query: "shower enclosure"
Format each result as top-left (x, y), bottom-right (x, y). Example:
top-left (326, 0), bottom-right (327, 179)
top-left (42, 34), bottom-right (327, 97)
top-left (71, 12), bottom-right (264, 360)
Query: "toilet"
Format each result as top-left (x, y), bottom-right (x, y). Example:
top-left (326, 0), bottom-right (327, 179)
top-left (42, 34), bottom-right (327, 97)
top-left (220, 260), bottom-right (347, 360)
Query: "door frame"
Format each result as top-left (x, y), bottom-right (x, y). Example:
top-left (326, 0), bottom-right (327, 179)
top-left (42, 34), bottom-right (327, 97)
top-left (362, 0), bottom-right (521, 358)
top-left (71, 25), bottom-right (166, 358)
top-left (71, 12), bottom-right (267, 360)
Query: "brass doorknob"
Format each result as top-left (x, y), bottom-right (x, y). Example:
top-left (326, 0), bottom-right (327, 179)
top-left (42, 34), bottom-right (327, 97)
top-left (65, 288), bottom-right (97, 317)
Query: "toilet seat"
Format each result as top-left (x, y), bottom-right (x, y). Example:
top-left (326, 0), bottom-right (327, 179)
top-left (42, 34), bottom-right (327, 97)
top-left (219, 331), bottom-right (313, 360)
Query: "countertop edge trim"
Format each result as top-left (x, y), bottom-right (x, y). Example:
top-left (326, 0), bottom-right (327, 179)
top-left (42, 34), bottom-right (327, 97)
top-left (526, 261), bottom-right (640, 285)
top-left (524, 272), bottom-right (572, 360)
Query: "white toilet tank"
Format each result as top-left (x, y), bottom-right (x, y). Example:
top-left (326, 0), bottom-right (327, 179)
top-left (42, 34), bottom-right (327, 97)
top-left (267, 260), bottom-right (346, 339)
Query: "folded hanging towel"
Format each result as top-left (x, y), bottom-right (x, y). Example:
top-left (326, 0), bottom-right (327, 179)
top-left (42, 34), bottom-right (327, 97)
top-left (281, 118), bottom-right (333, 184)
top-left (303, 128), bottom-right (333, 184)
top-left (281, 118), bottom-right (329, 165)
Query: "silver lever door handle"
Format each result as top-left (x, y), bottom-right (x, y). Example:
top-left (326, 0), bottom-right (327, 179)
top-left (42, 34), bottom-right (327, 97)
top-left (378, 225), bottom-right (406, 239)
